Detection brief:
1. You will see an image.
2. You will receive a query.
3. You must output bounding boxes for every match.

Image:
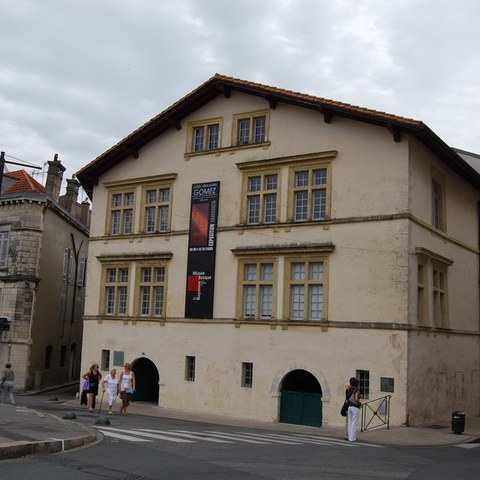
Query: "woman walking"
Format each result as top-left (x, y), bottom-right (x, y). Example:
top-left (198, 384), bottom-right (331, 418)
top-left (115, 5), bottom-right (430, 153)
top-left (102, 368), bottom-right (118, 415)
top-left (82, 363), bottom-right (102, 413)
top-left (118, 362), bottom-right (135, 415)
top-left (1, 362), bottom-right (15, 405)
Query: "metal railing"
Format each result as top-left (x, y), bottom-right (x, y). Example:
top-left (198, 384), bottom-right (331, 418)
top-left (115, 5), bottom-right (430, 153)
top-left (361, 395), bottom-right (392, 432)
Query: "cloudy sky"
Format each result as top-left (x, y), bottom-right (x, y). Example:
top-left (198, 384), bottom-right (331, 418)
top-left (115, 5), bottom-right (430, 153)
top-left (1, 0), bottom-right (479, 196)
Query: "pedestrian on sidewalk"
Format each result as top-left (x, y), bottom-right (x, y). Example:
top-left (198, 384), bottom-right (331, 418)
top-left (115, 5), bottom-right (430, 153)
top-left (345, 377), bottom-right (361, 442)
top-left (1, 362), bottom-right (15, 406)
top-left (118, 362), bottom-right (135, 415)
top-left (82, 363), bottom-right (102, 413)
top-left (102, 368), bottom-right (118, 415)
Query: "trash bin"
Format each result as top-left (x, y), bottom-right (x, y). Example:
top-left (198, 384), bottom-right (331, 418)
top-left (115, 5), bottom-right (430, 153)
top-left (451, 411), bottom-right (465, 434)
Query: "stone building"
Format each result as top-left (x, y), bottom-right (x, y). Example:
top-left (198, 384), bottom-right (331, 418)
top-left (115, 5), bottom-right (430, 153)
top-left (0, 155), bottom-right (90, 391)
top-left (77, 75), bottom-right (480, 428)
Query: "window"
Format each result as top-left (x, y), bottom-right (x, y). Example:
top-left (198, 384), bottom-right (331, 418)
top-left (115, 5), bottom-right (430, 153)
top-left (417, 262), bottom-right (426, 325)
top-left (356, 370), bottom-right (370, 399)
top-left (137, 265), bottom-right (166, 318)
top-left (143, 187), bottom-right (171, 233)
top-left (103, 266), bottom-right (129, 316)
top-left (287, 259), bottom-right (325, 321)
top-left (77, 256), bottom-right (87, 287)
top-left (233, 110), bottom-right (269, 146)
top-left (63, 248), bottom-right (72, 282)
top-left (113, 351), bottom-right (124, 367)
top-left (431, 169), bottom-right (446, 231)
top-left (185, 356), bottom-right (196, 381)
top-left (45, 345), bottom-right (53, 369)
top-left (188, 118), bottom-right (222, 153)
top-left (101, 349), bottom-right (110, 371)
top-left (0, 231), bottom-right (9, 268)
top-left (109, 191), bottom-right (134, 235)
top-left (291, 166), bottom-right (329, 222)
top-left (245, 172), bottom-right (279, 224)
top-left (415, 248), bottom-right (452, 328)
top-left (59, 345), bottom-right (67, 367)
top-left (432, 262), bottom-right (448, 327)
top-left (242, 362), bottom-right (253, 388)
top-left (241, 261), bottom-right (275, 319)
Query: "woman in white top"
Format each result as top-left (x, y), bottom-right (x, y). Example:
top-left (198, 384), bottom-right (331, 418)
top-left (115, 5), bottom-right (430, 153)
top-left (118, 362), bottom-right (135, 415)
top-left (102, 368), bottom-right (118, 415)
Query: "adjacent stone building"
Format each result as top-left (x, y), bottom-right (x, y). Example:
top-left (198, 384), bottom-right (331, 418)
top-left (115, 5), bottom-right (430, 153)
top-left (0, 155), bottom-right (90, 391)
top-left (77, 75), bottom-right (480, 428)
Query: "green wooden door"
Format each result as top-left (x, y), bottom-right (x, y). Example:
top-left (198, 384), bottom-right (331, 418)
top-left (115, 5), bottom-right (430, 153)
top-left (280, 390), bottom-right (322, 427)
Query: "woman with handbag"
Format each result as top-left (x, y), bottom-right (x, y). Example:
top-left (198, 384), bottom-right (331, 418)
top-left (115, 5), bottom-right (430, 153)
top-left (345, 377), bottom-right (361, 442)
top-left (82, 363), bottom-right (102, 413)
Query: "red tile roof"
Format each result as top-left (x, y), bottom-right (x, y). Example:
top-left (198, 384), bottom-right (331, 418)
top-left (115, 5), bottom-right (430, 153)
top-left (2, 170), bottom-right (45, 194)
top-left (76, 74), bottom-right (480, 196)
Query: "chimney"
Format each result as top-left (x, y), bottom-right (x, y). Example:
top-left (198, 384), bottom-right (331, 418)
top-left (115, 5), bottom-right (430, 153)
top-left (64, 176), bottom-right (80, 213)
top-left (45, 154), bottom-right (66, 202)
top-left (81, 199), bottom-right (90, 228)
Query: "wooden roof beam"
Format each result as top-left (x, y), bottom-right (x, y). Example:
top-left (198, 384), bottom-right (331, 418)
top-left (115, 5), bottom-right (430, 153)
top-left (319, 107), bottom-right (333, 124)
top-left (387, 124), bottom-right (402, 142)
top-left (167, 116), bottom-right (182, 131)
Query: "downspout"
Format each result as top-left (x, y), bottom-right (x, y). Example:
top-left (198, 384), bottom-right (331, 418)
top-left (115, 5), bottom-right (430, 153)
top-left (477, 201), bottom-right (480, 416)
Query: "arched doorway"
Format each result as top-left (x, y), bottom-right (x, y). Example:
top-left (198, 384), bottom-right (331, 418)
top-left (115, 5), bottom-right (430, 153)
top-left (279, 369), bottom-right (323, 427)
top-left (131, 357), bottom-right (159, 403)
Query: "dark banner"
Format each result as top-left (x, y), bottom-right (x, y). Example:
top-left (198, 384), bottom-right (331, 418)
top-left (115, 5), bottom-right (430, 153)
top-left (185, 181), bottom-right (220, 319)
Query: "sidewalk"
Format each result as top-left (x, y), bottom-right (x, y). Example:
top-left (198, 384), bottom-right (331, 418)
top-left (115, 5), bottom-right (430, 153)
top-left (0, 404), bottom-right (99, 461)
top-left (0, 399), bottom-right (479, 461)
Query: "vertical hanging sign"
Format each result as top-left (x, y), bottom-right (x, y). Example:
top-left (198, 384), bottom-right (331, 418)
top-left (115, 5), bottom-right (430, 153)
top-left (185, 181), bottom-right (220, 319)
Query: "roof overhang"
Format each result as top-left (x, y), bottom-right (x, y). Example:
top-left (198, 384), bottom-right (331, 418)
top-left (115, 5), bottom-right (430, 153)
top-left (76, 74), bottom-right (480, 198)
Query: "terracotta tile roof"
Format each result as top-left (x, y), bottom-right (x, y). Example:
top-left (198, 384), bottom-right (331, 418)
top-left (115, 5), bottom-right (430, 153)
top-left (76, 73), bottom-right (479, 196)
top-left (211, 74), bottom-right (423, 126)
top-left (2, 170), bottom-right (45, 194)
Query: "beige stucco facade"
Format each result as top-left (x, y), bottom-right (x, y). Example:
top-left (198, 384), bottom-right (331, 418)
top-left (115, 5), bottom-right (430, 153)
top-left (79, 77), bottom-right (480, 428)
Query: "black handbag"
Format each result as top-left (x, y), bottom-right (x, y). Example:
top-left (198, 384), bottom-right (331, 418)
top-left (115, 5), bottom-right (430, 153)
top-left (340, 399), bottom-right (348, 417)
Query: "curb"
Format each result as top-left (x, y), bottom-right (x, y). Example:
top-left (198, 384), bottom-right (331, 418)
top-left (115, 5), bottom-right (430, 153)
top-left (0, 432), bottom-right (99, 461)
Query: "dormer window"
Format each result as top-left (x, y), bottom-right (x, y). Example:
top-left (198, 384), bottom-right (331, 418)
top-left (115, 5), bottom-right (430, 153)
top-left (233, 110), bottom-right (269, 146)
top-left (187, 118), bottom-right (223, 153)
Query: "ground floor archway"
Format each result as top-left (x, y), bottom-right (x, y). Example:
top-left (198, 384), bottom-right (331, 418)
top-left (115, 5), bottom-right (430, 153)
top-left (131, 357), bottom-right (159, 403)
top-left (279, 369), bottom-right (323, 427)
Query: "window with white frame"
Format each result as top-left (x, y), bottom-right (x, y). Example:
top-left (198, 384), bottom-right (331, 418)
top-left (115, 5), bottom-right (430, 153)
top-left (287, 259), bottom-right (325, 321)
top-left (101, 349), bottom-right (110, 371)
top-left (103, 266), bottom-right (129, 316)
top-left (291, 166), bottom-right (329, 222)
top-left (109, 191), bottom-right (134, 235)
top-left (356, 369), bottom-right (370, 399)
top-left (245, 172), bottom-right (279, 225)
top-left (233, 110), bottom-right (269, 146)
top-left (143, 187), bottom-right (171, 233)
top-left (0, 232), bottom-right (9, 268)
top-left (241, 261), bottom-right (275, 320)
top-left (137, 265), bottom-right (166, 318)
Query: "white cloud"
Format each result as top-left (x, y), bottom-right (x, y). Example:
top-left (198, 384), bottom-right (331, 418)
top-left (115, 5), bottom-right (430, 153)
top-left (0, 0), bottom-right (479, 191)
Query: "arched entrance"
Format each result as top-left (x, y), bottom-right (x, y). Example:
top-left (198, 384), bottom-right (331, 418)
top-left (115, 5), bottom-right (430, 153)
top-left (131, 357), bottom-right (159, 403)
top-left (279, 369), bottom-right (323, 427)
